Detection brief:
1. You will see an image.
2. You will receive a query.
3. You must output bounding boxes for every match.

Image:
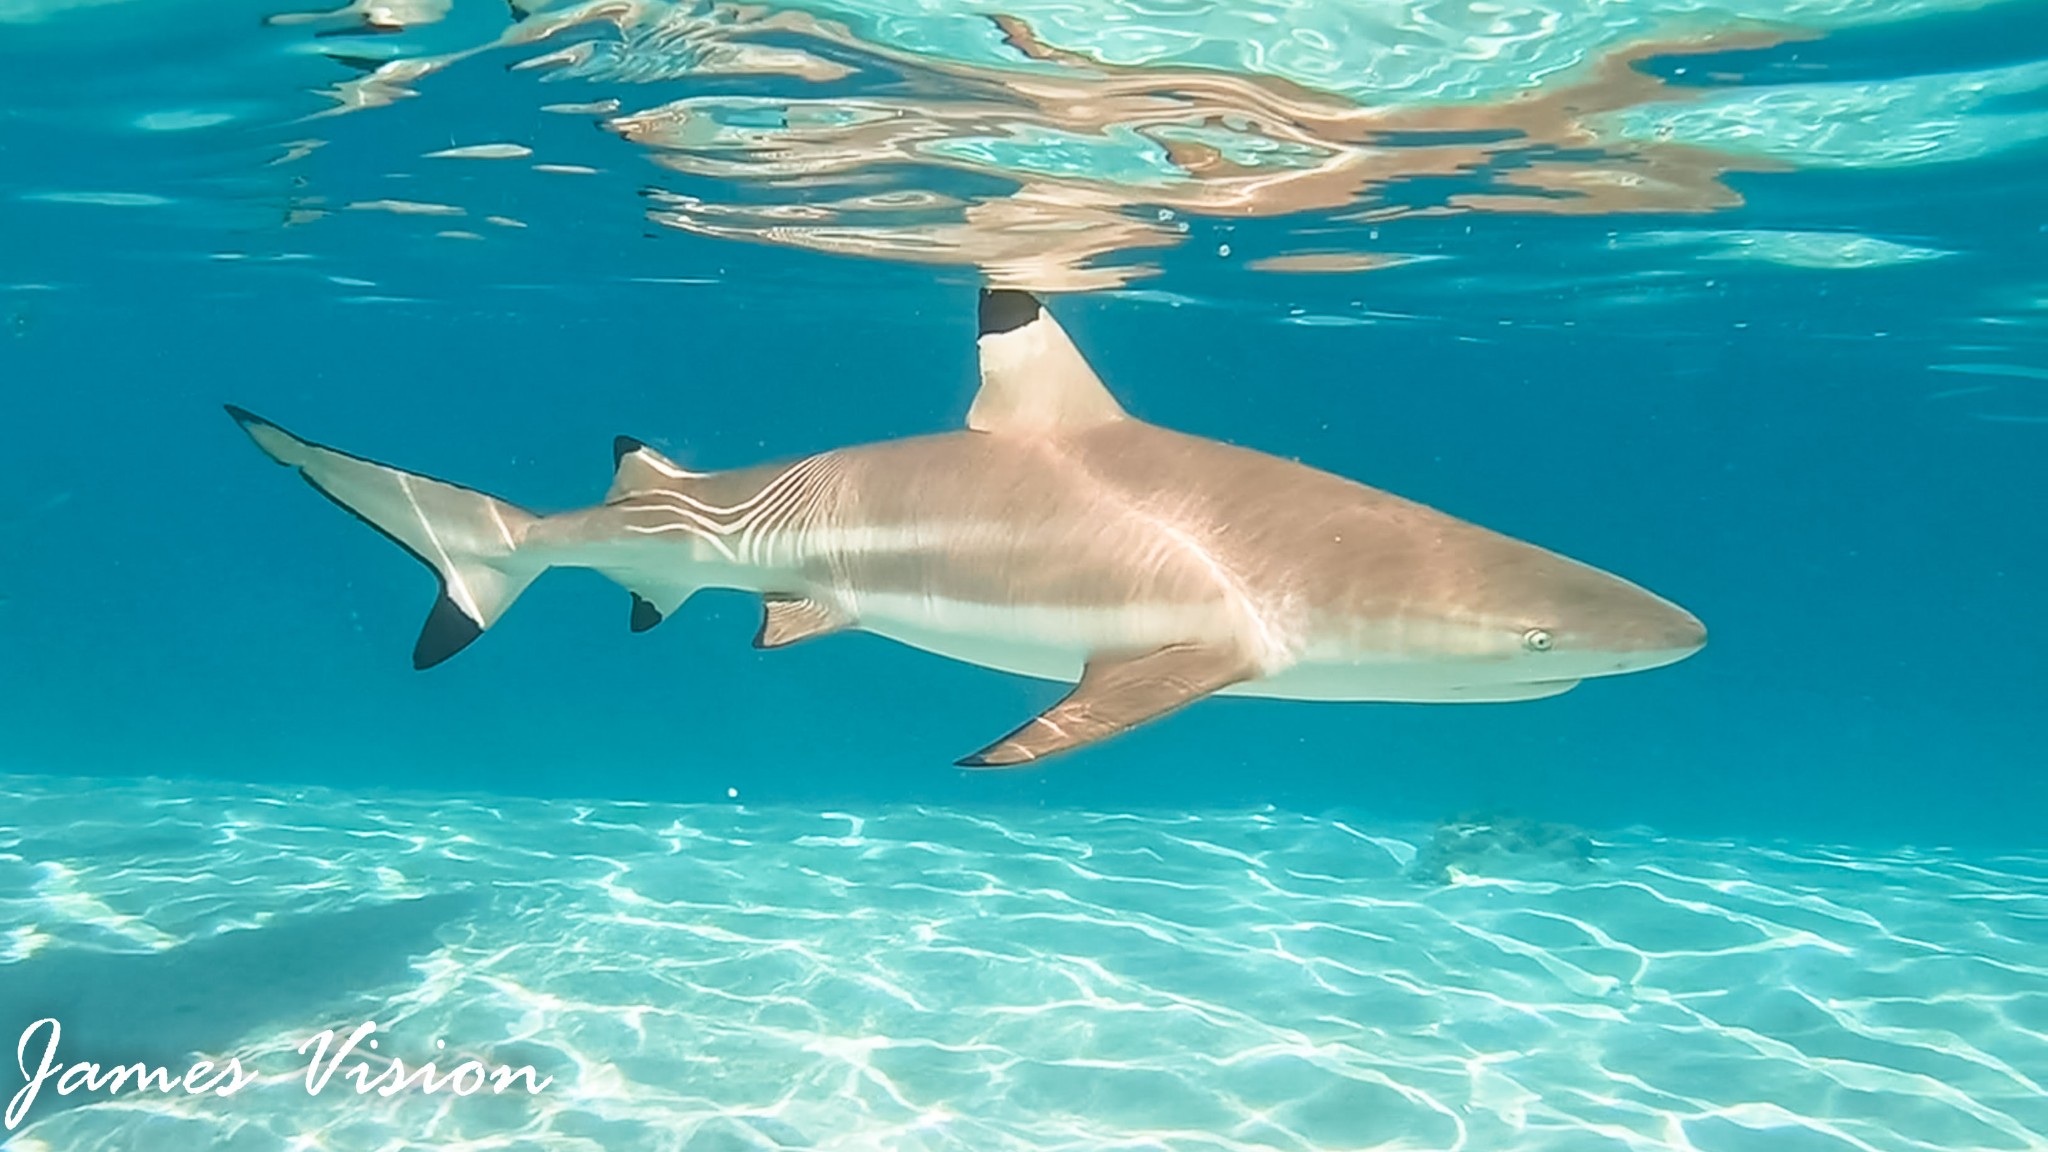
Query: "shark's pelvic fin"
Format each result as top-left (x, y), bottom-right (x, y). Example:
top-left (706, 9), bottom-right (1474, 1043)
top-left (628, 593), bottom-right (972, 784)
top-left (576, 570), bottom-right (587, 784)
top-left (967, 289), bottom-right (1128, 436)
top-left (754, 595), bottom-right (853, 650)
top-left (225, 405), bottom-right (542, 670)
top-left (957, 642), bottom-right (1255, 768)
top-left (607, 435), bottom-right (700, 502)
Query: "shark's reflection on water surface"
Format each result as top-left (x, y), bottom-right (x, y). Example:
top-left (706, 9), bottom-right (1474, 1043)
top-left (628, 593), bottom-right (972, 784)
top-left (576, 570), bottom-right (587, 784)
top-left (265, 0), bottom-right (1846, 290)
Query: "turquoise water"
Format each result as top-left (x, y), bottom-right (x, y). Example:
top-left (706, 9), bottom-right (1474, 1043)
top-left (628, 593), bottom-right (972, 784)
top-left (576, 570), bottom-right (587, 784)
top-left (2, 0), bottom-right (2046, 1146)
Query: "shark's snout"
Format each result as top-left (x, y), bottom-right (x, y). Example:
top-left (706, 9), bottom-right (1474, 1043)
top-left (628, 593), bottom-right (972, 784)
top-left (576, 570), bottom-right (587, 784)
top-left (1555, 587), bottom-right (1707, 675)
top-left (1477, 542), bottom-right (1708, 679)
top-left (1659, 606), bottom-right (1709, 655)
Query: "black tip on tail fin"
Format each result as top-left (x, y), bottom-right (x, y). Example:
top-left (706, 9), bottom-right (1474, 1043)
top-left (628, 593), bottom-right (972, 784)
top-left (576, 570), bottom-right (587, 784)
top-left (629, 593), bottom-right (665, 633)
top-left (414, 592), bottom-right (485, 669)
top-left (978, 289), bottom-right (1042, 337)
top-left (954, 748), bottom-right (1044, 770)
top-left (225, 406), bottom-right (297, 467)
top-left (226, 404), bottom-right (541, 674)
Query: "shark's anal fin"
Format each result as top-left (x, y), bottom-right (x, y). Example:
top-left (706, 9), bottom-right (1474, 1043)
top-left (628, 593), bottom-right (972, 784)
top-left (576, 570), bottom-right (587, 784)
top-left (957, 642), bottom-right (1255, 768)
top-left (967, 289), bottom-right (1128, 436)
top-left (626, 585), bottom-right (695, 633)
top-left (629, 593), bottom-right (666, 633)
top-left (754, 595), bottom-right (852, 649)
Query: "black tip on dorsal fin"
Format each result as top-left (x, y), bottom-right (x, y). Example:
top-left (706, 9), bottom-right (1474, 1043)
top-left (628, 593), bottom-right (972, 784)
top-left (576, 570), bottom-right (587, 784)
top-left (629, 593), bottom-right (664, 633)
top-left (613, 435), bottom-right (645, 467)
top-left (224, 403), bottom-right (266, 429)
top-left (978, 289), bottom-right (1042, 337)
top-left (413, 591), bottom-right (484, 670)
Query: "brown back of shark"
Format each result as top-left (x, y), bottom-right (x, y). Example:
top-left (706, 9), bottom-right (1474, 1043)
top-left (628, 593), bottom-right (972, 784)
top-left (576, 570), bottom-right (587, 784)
top-left (228, 290), bottom-right (1706, 766)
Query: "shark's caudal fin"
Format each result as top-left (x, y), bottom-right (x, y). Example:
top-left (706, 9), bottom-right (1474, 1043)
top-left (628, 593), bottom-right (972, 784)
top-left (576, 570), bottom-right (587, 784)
top-left (226, 406), bottom-right (544, 669)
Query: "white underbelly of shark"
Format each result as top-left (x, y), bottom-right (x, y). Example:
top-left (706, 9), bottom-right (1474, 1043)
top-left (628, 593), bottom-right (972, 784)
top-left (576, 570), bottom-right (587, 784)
top-left (846, 591), bottom-right (1582, 703)
top-left (841, 592), bottom-right (1219, 684)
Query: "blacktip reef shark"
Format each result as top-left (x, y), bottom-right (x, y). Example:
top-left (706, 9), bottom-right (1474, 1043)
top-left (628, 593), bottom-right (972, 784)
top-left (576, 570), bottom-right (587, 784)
top-left (227, 289), bottom-right (1705, 766)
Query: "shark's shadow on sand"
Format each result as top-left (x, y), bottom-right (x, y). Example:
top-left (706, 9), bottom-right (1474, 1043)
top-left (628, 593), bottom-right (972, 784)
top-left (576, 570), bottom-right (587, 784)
top-left (0, 890), bottom-right (484, 1122)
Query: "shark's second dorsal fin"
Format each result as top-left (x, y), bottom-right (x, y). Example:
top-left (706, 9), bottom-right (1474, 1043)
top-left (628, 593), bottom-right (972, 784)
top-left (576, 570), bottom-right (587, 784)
top-left (607, 435), bottom-right (701, 502)
top-left (967, 289), bottom-right (1127, 436)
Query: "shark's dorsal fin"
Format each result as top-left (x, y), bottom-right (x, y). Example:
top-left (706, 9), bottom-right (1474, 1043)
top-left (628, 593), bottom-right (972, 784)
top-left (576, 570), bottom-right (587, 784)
top-left (967, 289), bottom-right (1127, 436)
top-left (607, 435), bottom-right (701, 502)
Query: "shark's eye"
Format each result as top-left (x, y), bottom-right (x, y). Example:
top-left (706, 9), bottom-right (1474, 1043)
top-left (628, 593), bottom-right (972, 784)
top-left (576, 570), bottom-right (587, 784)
top-left (1522, 628), bottom-right (1553, 652)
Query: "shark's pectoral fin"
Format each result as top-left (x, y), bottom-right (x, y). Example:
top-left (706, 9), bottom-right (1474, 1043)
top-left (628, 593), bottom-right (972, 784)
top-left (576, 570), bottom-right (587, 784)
top-left (957, 642), bottom-right (1256, 768)
top-left (967, 289), bottom-right (1128, 436)
top-left (754, 595), bottom-right (852, 649)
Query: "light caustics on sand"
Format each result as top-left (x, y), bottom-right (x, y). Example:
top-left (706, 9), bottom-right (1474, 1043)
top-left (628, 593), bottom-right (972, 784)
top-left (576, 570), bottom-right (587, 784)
top-left (230, 0), bottom-right (2046, 290)
top-left (0, 772), bottom-right (2043, 1151)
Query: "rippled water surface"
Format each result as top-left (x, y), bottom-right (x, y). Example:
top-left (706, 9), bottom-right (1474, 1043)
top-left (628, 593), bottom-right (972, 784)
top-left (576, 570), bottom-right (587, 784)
top-left (8, 0), bottom-right (2048, 292)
